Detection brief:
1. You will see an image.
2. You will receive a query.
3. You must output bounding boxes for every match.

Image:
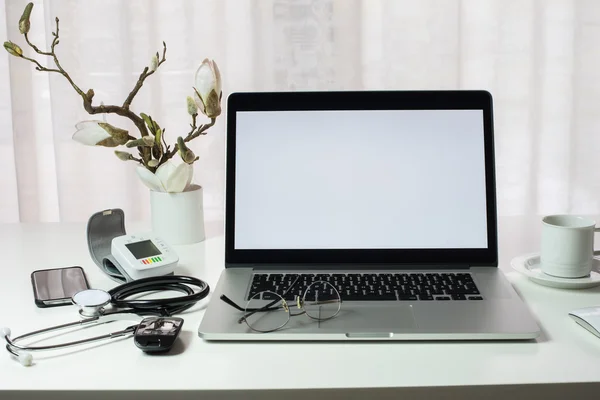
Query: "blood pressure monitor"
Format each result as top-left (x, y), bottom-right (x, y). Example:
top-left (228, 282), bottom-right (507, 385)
top-left (111, 234), bottom-right (179, 280)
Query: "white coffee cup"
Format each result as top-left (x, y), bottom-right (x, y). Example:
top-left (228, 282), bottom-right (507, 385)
top-left (541, 215), bottom-right (600, 278)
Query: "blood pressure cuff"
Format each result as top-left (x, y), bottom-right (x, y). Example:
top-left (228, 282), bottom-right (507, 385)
top-left (86, 209), bottom-right (133, 283)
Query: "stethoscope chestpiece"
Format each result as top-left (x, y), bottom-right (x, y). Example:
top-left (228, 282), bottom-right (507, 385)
top-left (72, 289), bottom-right (112, 318)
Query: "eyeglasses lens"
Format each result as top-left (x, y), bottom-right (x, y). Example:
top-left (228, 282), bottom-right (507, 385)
top-left (302, 281), bottom-right (341, 320)
top-left (244, 291), bottom-right (290, 332)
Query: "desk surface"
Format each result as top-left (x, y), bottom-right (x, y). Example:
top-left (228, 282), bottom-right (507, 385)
top-left (1, 216), bottom-right (600, 399)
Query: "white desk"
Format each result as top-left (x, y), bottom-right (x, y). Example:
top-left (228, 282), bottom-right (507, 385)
top-left (1, 216), bottom-right (600, 400)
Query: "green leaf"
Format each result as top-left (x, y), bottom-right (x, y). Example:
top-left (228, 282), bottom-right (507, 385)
top-left (152, 119), bottom-right (161, 133)
top-left (139, 113), bottom-right (155, 134)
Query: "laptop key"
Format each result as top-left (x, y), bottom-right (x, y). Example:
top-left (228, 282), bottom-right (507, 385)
top-left (435, 296), bottom-right (451, 300)
top-left (342, 293), bottom-right (397, 301)
top-left (468, 296), bottom-right (483, 300)
top-left (418, 295), bottom-right (434, 300)
top-left (465, 286), bottom-right (480, 295)
top-left (451, 294), bottom-right (466, 300)
top-left (398, 295), bottom-right (418, 301)
top-left (361, 294), bottom-right (387, 301)
top-left (262, 292), bottom-right (281, 300)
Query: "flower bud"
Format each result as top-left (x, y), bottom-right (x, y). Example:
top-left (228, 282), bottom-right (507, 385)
top-left (19, 3), bottom-right (34, 34)
top-left (114, 150), bottom-right (133, 161)
top-left (186, 96), bottom-right (198, 116)
top-left (126, 136), bottom-right (155, 148)
top-left (19, 3), bottom-right (33, 33)
top-left (177, 136), bottom-right (196, 164)
top-left (150, 54), bottom-right (158, 72)
top-left (3, 41), bottom-right (23, 57)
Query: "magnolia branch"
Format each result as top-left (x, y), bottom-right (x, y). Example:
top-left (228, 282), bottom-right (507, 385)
top-left (123, 42), bottom-right (167, 109)
top-left (15, 17), bottom-right (174, 165)
top-left (8, 2), bottom-right (221, 174)
top-left (162, 118), bottom-right (215, 162)
top-left (24, 33), bottom-right (51, 56)
top-left (185, 118), bottom-right (215, 143)
top-left (21, 54), bottom-right (58, 72)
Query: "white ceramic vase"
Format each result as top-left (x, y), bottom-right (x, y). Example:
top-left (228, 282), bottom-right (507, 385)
top-left (149, 184), bottom-right (206, 245)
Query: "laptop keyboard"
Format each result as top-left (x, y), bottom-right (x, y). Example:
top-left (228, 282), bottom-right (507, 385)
top-left (248, 273), bottom-right (482, 301)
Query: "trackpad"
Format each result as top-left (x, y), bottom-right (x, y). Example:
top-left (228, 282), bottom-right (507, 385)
top-left (317, 305), bottom-right (416, 333)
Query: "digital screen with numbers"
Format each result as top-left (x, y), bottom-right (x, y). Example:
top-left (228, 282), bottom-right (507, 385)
top-left (125, 240), bottom-right (162, 259)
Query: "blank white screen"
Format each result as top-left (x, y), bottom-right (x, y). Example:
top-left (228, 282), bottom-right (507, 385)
top-left (234, 110), bottom-right (488, 249)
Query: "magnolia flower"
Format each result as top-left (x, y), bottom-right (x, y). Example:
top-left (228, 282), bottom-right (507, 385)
top-left (136, 160), bottom-right (193, 193)
top-left (193, 59), bottom-right (222, 118)
top-left (72, 120), bottom-right (134, 147)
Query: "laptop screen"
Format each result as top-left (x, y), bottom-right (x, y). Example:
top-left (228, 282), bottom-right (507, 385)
top-left (234, 109), bottom-right (487, 250)
top-left (225, 91), bottom-right (497, 267)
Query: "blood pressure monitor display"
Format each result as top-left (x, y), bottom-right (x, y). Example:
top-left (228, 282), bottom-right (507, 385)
top-left (111, 234), bottom-right (179, 280)
top-left (125, 240), bottom-right (162, 260)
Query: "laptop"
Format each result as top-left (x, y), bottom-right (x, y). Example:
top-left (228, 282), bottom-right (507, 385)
top-left (198, 90), bottom-right (541, 341)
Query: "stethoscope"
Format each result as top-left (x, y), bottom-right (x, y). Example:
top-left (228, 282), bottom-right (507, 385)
top-left (2, 275), bottom-right (209, 366)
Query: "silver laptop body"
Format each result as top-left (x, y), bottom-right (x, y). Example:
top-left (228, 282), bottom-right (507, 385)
top-left (198, 90), bottom-right (540, 341)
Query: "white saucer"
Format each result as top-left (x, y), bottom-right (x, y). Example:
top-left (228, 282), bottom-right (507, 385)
top-left (511, 253), bottom-right (600, 289)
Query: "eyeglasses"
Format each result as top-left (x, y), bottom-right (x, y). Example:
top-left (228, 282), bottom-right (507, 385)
top-left (220, 276), bottom-right (342, 333)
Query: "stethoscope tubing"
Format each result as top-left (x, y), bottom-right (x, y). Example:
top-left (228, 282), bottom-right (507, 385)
top-left (6, 325), bottom-right (136, 355)
top-left (5, 312), bottom-right (139, 354)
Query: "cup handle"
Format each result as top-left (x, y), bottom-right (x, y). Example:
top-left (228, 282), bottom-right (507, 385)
top-left (595, 227), bottom-right (600, 256)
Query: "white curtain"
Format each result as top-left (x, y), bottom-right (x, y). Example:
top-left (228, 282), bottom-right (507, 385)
top-left (2, 0), bottom-right (600, 223)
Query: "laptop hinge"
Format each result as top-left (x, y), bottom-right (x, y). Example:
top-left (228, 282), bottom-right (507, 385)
top-left (226, 263), bottom-right (476, 270)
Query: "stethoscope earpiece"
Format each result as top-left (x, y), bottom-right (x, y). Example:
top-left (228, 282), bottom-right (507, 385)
top-left (3, 327), bottom-right (33, 367)
top-left (18, 352), bottom-right (33, 367)
top-left (1, 327), bottom-right (11, 338)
